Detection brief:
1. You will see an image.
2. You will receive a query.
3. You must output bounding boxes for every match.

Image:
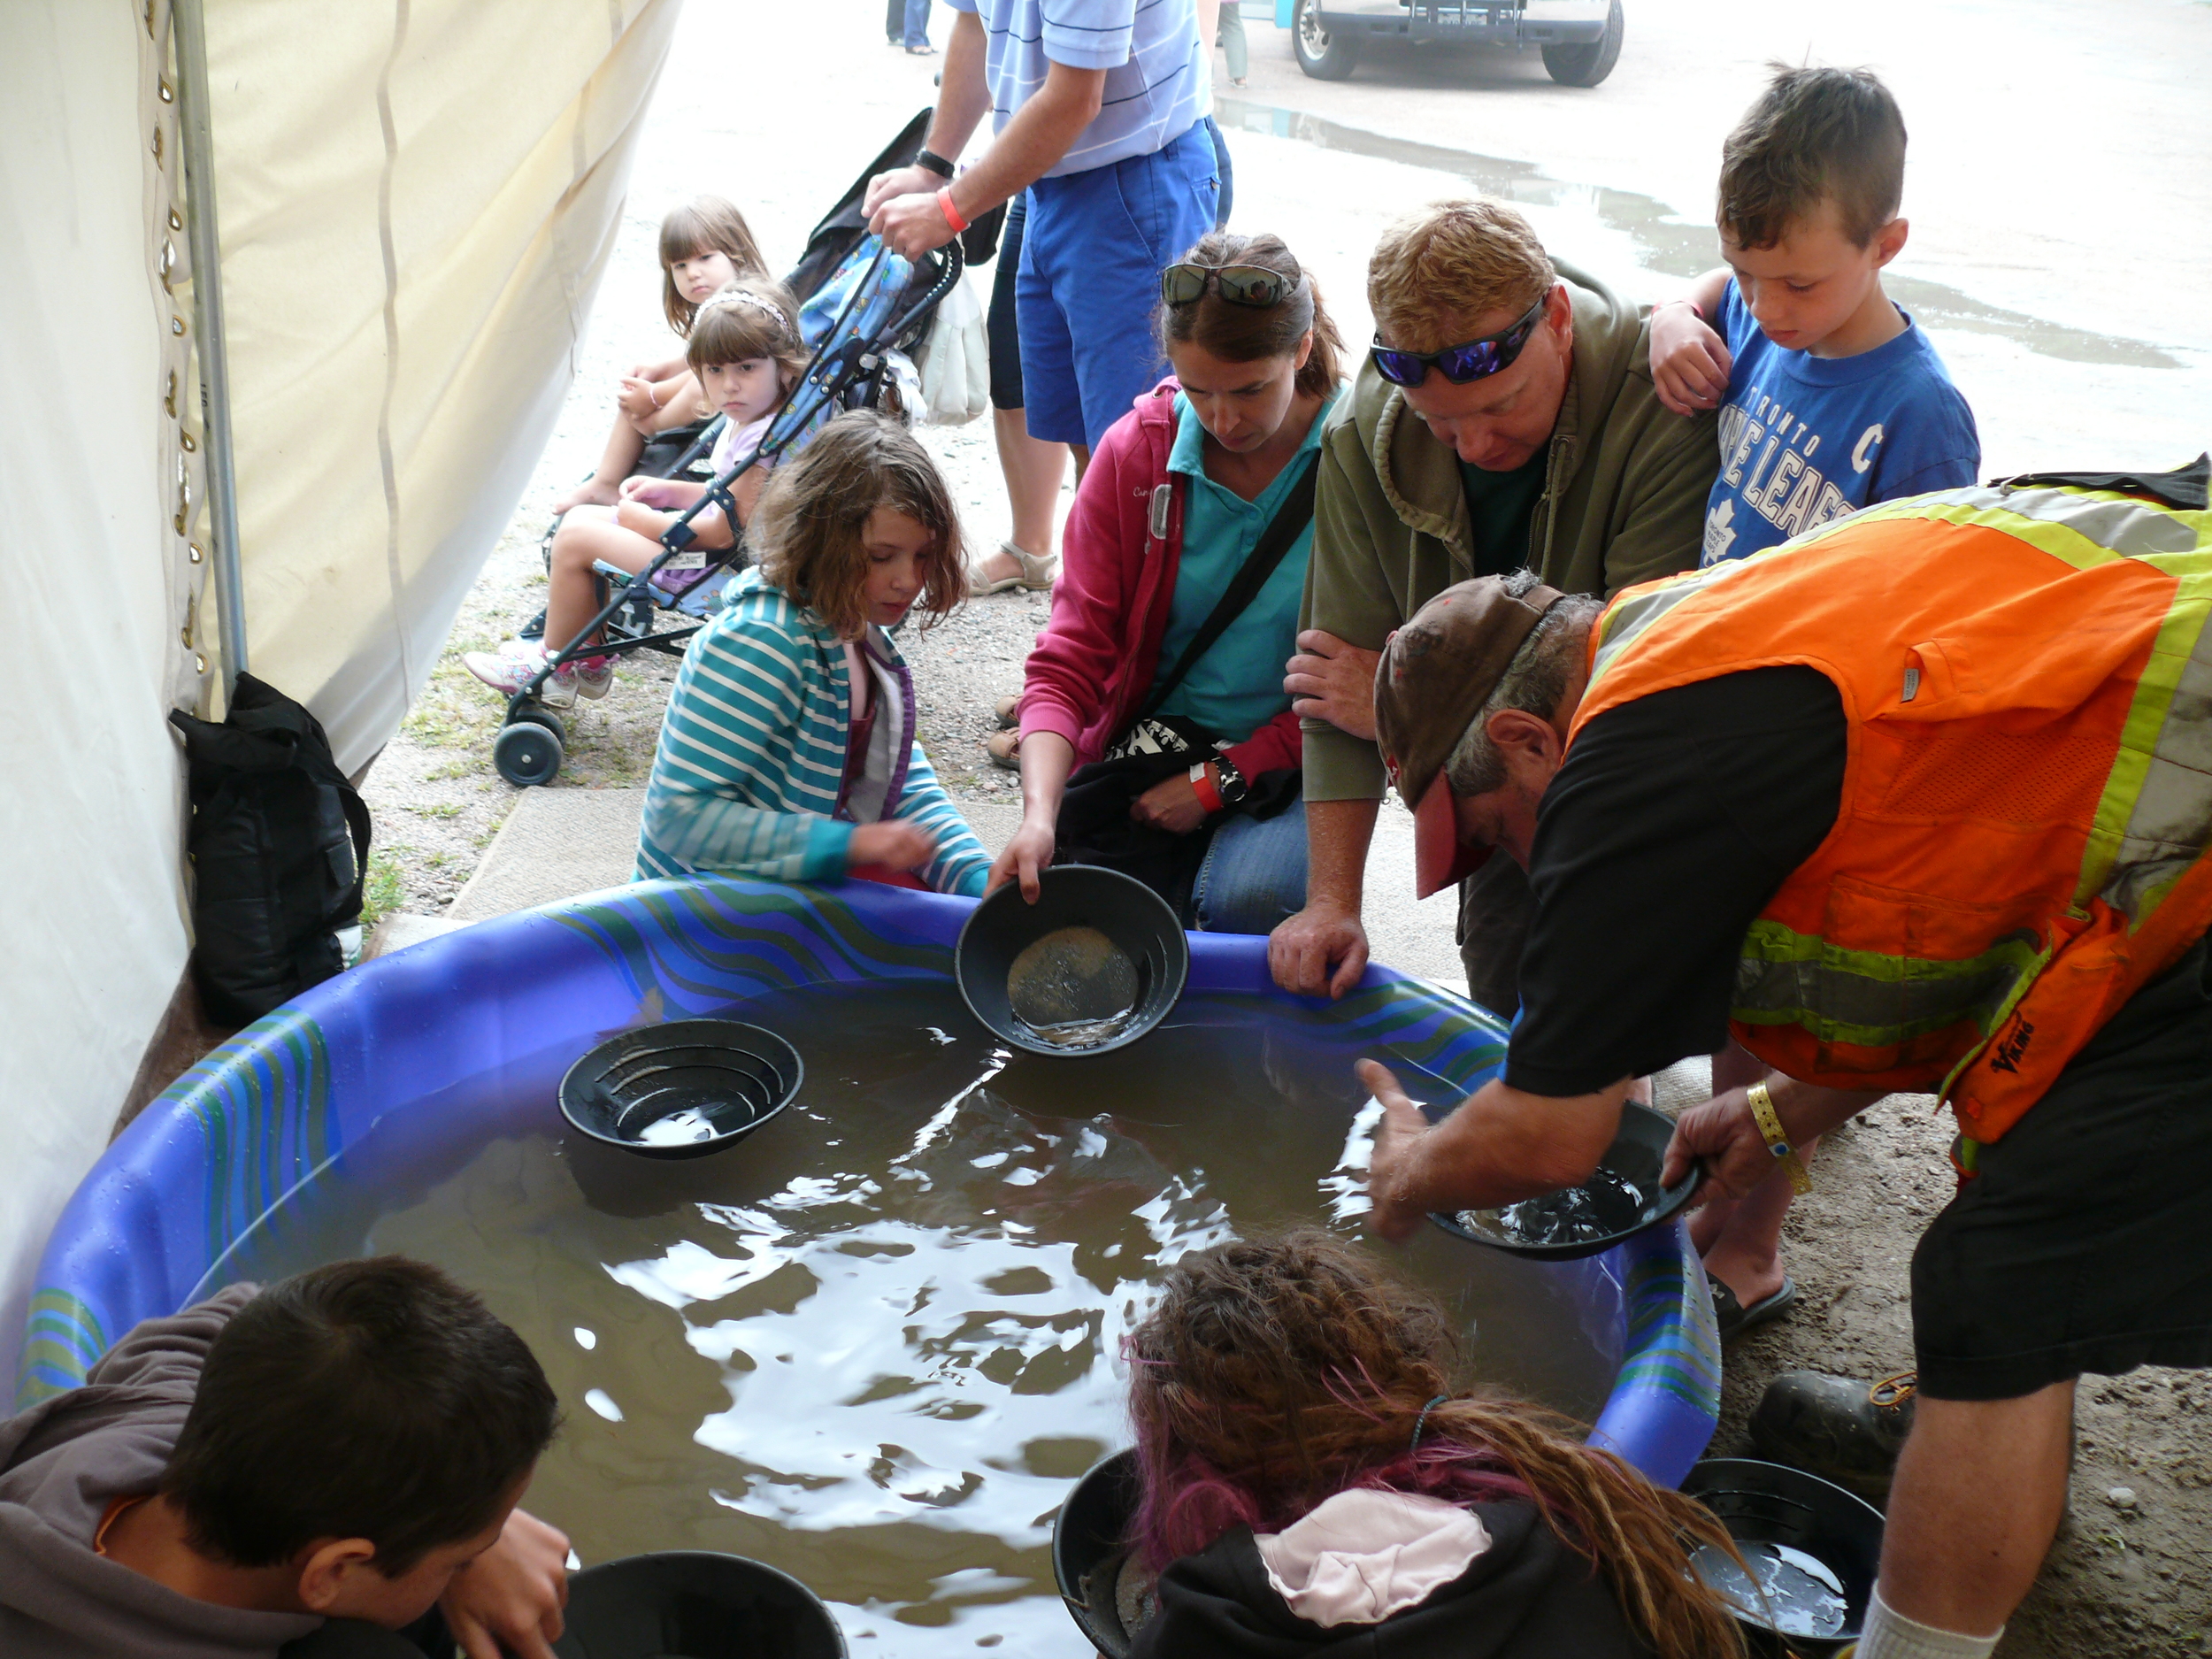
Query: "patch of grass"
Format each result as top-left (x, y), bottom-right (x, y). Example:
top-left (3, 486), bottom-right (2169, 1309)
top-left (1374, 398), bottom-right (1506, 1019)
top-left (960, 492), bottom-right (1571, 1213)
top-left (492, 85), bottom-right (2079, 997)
top-left (359, 849), bottom-right (408, 933)
top-left (424, 759), bottom-right (474, 781)
top-left (407, 802), bottom-right (464, 819)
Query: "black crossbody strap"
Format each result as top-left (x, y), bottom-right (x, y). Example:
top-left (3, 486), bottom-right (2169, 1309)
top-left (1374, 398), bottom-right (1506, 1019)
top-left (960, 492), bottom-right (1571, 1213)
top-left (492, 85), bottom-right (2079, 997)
top-left (1138, 449), bottom-right (1323, 722)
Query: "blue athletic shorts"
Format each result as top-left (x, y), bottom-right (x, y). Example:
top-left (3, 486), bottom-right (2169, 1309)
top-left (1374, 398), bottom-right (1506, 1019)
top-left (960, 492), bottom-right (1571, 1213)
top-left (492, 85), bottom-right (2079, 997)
top-left (1017, 121), bottom-right (1219, 449)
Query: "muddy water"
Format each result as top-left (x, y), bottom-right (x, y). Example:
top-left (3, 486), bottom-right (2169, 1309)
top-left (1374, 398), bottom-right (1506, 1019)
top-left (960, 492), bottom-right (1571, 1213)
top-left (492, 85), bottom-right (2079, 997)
top-left (216, 983), bottom-right (1617, 1655)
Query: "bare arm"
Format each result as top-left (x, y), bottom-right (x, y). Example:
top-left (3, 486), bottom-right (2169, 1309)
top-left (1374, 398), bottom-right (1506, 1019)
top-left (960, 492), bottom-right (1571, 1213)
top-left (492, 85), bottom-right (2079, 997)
top-left (1363, 1061), bottom-right (1632, 1241)
top-left (1649, 265), bottom-right (1736, 416)
top-left (865, 18), bottom-right (1108, 258)
top-left (987, 730), bottom-right (1076, 901)
top-left (1268, 795), bottom-right (1379, 999)
top-left (1663, 1072), bottom-right (1889, 1199)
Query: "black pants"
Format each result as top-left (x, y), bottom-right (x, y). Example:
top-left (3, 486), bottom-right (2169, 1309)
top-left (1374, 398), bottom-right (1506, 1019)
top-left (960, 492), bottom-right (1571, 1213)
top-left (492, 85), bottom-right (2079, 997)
top-left (1913, 937), bottom-right (2212, 1399)
top-left (986, 192), bottom-right (1029, 412)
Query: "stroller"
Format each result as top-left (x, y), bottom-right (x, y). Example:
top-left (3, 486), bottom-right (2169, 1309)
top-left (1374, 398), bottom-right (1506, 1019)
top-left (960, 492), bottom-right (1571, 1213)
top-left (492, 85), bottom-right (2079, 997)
top-left (489, 111), bottom-right (1003, 788)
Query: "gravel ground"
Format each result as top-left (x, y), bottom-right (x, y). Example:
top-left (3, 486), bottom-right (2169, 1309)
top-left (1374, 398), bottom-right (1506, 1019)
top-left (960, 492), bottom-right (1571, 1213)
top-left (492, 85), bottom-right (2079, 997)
top-left (353, 5), bottom-right (2212, 1649)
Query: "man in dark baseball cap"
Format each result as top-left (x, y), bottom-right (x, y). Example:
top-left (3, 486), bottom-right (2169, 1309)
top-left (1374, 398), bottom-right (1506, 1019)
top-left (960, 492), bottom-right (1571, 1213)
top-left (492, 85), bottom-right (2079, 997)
top-left (1356, 468), bottom-right (2212, 1659)
top-left (1372, 573), bottom-right (1575, 902)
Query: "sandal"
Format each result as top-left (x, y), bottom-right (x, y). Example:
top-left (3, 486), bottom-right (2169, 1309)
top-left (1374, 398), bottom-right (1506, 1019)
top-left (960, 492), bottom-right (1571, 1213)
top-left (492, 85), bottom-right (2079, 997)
top-left (969, 541), bottom-right (1059, 595)
top-left (986, 729), bottom-right (1021, 772)
top-left (994, 693), bottom-right (1020, 730)
top-left (1706, 1271), bottom-right (1798, 1343)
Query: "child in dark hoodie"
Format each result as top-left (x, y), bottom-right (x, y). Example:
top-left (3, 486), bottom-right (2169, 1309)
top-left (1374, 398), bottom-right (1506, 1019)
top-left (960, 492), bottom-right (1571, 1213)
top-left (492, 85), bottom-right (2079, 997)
top-left (1123, 1232), bottom-right (1748, 1658)
top-left (0, 1257), bottom-right (565, 1659)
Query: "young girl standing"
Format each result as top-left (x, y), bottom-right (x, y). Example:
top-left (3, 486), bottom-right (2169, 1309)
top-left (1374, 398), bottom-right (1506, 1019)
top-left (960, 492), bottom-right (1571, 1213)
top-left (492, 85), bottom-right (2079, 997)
top-left (468, 280), bottom-right (808, 704)
top-left (552, 197), bottom-right (771, 514)
top-left (634, 411), bottom-right (989, 897)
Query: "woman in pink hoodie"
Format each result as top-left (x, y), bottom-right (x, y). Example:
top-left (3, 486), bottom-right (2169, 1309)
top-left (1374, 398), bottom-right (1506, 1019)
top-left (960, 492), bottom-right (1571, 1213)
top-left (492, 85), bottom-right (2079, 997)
top-left (987, 232), bottom-right (1345, 932)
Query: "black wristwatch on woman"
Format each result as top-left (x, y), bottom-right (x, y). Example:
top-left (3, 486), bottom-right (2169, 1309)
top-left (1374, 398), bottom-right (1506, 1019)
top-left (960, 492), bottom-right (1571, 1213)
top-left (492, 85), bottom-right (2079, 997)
top-left (915, 149), bottom-right (957, 180)
top-left (1210, 754), bottom-right (1251, 807)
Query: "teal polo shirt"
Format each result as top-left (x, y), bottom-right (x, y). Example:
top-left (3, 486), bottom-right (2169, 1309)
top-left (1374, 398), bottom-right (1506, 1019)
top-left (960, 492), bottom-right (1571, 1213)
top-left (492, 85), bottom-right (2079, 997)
top-left (1153, 388), bottom-right (1339, 741)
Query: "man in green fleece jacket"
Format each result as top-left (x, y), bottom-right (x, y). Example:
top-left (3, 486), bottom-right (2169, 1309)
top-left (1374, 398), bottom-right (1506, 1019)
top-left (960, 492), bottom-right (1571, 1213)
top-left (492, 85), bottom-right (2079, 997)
top-left (1271, 199), bottom-right (1717, 1008)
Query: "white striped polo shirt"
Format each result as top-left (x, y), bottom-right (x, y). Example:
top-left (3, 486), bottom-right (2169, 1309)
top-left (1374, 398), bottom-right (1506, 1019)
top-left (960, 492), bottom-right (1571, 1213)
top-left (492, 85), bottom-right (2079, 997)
top-left (947, 0), bottom-right (1207, 176)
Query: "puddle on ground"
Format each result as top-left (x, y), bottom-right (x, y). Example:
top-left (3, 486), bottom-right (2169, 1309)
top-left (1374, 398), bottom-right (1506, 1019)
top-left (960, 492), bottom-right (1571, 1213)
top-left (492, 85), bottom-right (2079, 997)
top-left (1217, 95), bottom-right (2181, 372)
top-left (205, 982), bottom-right (1620, 1655)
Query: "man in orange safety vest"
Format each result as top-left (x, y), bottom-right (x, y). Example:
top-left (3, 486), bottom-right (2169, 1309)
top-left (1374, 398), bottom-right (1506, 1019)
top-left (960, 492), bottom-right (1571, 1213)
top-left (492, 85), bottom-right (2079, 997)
top-left (1357, 460), bottom-right (2212, 1659)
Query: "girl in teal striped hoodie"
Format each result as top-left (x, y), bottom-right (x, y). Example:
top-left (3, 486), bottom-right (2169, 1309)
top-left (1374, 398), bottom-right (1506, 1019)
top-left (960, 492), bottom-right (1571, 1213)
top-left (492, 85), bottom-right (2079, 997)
top-left (635, 411), bottom-right (990, 895)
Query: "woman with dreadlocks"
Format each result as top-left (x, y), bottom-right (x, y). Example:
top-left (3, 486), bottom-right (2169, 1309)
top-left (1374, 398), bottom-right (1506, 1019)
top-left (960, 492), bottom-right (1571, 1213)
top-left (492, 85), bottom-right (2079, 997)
top-left (1123, 1231), bottom-right (1746, 1657)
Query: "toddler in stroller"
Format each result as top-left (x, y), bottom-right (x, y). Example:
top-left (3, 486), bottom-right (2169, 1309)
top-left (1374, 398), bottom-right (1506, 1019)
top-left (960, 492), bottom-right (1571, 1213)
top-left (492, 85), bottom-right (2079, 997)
top-left (465, 279), bottom-right (810, 707)
top-left (471, 111), bottom-right (998, 788)
top-left (551, 196), bottom-right (771, 515)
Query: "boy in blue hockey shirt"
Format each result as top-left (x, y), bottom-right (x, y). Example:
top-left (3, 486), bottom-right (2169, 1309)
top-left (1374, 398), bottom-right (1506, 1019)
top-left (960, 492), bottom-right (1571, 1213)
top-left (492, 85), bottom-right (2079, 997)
top-left (1649, 64), bottom-right (1979, 565)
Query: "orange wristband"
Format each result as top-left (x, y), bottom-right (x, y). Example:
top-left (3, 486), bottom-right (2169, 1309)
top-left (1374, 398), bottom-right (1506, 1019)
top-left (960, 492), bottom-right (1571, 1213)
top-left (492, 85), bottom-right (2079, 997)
top-left (936, 186), bottom-right (970, 235)
top-left (1189, 762), bottom-right (1223, 813)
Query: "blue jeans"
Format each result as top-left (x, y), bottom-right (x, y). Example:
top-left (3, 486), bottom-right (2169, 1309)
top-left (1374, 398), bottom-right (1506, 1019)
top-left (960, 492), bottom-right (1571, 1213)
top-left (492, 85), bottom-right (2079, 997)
top-left (1193, 794), bottom-right (1308, 935)
top-left (1017, 122), bottom-right (1219, 447)
top-left (901, 0), bottom-right (931, 48)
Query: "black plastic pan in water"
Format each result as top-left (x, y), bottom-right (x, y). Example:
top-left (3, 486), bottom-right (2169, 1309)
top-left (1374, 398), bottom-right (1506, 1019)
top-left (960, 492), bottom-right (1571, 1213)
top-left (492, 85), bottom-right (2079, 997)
top-left (1681, 1459), bottom-right (1883, 1658)
top-left (1425, 1100), bottom-right (1699, 1261)
top-left (550, 1549), bottom-right (847, 1658)
top-left (1049, 1448), bottom-right (1145, 1658)
top-left (558, 1019), bottom-right (803, 1160)
top-left (956, 865), bottom-right (1189, 1056)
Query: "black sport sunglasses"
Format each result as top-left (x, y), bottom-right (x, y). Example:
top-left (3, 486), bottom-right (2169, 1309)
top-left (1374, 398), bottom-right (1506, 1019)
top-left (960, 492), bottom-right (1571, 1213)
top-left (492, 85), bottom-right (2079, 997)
top-left (1160, 262), bottom-right (1301, 309)
top-left (1370, 288), bottom-right (1552, 388)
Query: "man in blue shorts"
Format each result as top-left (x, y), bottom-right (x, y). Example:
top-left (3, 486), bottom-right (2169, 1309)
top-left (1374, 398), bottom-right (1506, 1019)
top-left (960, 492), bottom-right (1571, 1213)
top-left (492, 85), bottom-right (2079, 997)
top-left (865, 0), bottom-right (1217, 472)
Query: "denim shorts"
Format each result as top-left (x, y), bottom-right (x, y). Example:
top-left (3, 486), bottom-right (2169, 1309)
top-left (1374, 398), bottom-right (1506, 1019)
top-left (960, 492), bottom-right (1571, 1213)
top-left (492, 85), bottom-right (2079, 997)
top-left (1016, 121), bottom-right (1218, 448)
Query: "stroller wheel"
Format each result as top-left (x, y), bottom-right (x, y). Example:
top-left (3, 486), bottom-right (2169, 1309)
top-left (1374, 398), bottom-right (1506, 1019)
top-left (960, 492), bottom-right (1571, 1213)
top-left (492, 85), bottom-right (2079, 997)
top-left (518, 608), bottom-right (547, 641)
top-left (495, 719), bottom-right (564, 787)
top-left (508, 703), bottom-right (565, 744)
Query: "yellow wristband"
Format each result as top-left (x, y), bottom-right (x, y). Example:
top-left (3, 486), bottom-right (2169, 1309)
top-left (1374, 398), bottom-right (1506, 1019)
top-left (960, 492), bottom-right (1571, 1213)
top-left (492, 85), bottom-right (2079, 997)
top-left (1746, 1080), bottom-right (1813, 1195)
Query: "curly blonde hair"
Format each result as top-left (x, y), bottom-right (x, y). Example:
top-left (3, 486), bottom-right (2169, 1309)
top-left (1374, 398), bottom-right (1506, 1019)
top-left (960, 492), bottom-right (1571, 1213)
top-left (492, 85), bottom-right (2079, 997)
top-left (1367, 198), bottom-right (1556, 354)
top-left (748, 411), bottom-right (966, 641)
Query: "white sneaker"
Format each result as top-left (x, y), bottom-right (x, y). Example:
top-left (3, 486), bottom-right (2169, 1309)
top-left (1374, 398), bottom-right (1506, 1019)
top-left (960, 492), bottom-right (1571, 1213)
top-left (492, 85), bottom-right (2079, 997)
top-left (464, 641), bottom-right (577, 709)
top-left (572, 655), bottom-right (615, 700)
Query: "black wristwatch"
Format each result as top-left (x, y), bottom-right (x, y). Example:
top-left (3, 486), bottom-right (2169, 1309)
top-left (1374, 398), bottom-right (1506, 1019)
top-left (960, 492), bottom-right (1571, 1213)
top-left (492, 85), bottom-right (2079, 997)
top-left (915, 148), bottom-right (956, 180)
top-left (1211, 753), bottom-right (1250, 807)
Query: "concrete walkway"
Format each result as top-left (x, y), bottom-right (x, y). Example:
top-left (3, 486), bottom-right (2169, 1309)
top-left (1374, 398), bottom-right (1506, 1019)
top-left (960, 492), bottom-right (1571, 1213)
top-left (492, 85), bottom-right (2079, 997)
top-left (371, 787), bottom-right (1467, 988)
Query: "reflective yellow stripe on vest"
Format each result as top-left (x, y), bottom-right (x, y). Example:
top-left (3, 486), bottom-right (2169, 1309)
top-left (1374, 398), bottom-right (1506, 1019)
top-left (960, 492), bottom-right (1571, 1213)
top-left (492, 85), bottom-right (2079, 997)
top-left (1593, 484), bottom-right (2212, 1089)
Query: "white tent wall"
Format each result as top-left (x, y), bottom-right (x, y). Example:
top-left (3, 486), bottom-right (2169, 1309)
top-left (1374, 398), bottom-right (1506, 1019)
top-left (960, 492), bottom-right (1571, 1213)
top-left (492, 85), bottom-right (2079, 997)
top-left (211, 0), bottom-right (681, 774)
top-left (0, 3), bottom-right (197, 1386)
top-left (0, 0), bottom-right (680, 1383)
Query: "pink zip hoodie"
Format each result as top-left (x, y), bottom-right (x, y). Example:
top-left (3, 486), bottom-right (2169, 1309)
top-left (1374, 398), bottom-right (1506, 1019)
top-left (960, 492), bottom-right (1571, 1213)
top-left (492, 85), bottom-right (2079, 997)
top-left (1017, 379), bottom-right (1304, 780)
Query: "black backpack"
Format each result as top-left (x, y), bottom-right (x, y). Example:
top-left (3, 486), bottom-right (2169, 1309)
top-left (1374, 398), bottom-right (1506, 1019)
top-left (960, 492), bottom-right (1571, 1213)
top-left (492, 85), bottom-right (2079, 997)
top-left (170, 673), bottom-right (373, 1025)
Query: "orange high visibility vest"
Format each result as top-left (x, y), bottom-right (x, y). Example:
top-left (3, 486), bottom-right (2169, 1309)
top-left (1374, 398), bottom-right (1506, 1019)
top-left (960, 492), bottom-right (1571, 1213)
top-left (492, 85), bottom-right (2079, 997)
top-left (1576, 481), bottom-right (2212, 1147)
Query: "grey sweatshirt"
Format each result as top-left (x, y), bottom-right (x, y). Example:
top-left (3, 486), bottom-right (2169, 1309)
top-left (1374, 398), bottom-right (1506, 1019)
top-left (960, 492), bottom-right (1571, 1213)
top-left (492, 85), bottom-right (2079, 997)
top-left (0, 1286), bottom-right (322, 1659)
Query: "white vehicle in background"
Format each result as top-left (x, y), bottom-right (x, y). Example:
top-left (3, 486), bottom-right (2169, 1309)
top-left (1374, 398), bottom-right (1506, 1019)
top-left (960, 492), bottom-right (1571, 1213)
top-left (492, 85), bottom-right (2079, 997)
top-left (1284, 0), bottom-right (1624, 86)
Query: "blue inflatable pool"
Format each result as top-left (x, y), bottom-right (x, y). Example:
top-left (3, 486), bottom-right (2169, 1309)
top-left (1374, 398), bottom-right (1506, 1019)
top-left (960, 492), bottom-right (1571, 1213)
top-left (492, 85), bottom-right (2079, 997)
top-left (17, 877), bottom-right (1719, 1484)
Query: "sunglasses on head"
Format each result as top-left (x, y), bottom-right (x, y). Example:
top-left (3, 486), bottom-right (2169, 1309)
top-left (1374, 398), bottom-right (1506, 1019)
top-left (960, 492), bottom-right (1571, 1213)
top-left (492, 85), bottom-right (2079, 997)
top-left (1370, 288), bottom-right (1552, 388)
top-left (1160, 262), bottom-right (1301, 309)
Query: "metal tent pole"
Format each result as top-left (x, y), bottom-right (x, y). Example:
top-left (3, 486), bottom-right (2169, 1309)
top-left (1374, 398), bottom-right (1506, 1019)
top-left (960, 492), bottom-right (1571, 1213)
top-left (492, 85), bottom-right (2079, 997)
top-left (172, 0), bottom-right (248, 697)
